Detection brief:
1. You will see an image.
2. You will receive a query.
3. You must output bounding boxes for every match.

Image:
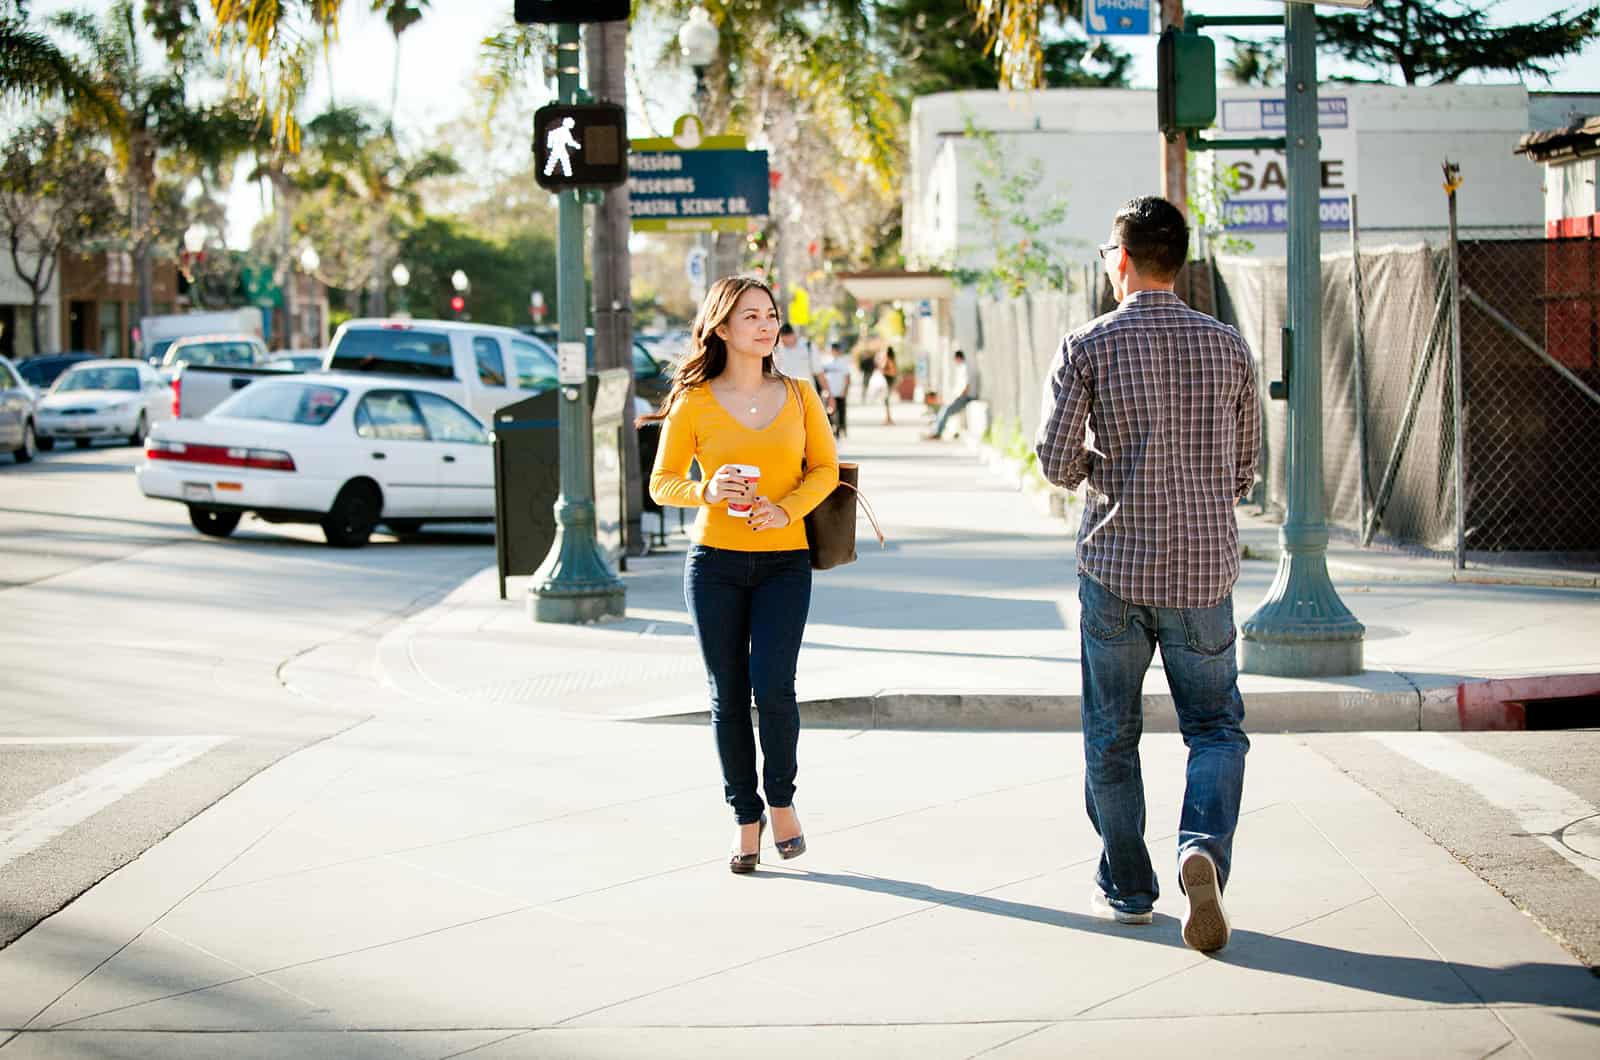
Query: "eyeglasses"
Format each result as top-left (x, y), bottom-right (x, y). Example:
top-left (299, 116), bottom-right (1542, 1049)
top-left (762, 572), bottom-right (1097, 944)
top-left (1097, 242), bottom-right (1121, 262)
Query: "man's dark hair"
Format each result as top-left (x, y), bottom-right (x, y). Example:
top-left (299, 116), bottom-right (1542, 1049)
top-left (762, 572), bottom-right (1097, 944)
top-left (778, 323), bottom-right (795, 336)
top-left (1111, 196), bottom-right (1189, 281)
top-left (953, 350), bottom-right (966, 361)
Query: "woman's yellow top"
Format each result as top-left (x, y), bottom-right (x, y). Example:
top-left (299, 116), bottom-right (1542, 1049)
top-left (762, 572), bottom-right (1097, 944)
top-left (649, 379), bottom-right (840, 552)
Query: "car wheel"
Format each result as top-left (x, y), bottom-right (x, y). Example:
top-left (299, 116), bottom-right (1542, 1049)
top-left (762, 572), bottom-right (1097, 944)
top-left (188, 504), bottom-right (242, 538)
top-left (385, 518), bottom-right (424, 536)
top-left (128, 412), bottom-right (147, 447)
top-left (37, 435), bottom-right (53, 451)
top-left (322, 481), bottom-right (381, 548)
top-left (13, 420), bottom-right (35, 464)
top-left (74, 438), bottom-right (92, 449)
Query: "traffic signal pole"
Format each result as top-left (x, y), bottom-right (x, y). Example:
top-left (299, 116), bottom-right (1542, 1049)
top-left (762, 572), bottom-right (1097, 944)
top-left (528, 21), bottom-right (626, 624)
top-left (1237, 2), bottom-right (1364, 675)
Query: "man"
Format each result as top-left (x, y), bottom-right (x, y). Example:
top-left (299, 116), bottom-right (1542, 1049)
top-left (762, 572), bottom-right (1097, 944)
top-left (1035, 196), bottom-right (1259, 953)
top-left (924, 350), bottom-right (974, 440)
top-left (773, 323), bottom-right (827, 398)
top-left (820, 341), bottom-right (852, 438)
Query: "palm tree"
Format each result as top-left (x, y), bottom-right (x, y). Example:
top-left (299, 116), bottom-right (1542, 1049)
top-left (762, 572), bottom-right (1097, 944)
top-left (0, 0), bottom-right (94, 104)
top-left (50, 2), bottom-right (262, 324)
top-left (373, 0), bottom-right (429, 127)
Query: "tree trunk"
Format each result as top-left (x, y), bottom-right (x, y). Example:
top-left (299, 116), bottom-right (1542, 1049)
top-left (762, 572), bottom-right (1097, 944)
top-left (129, 130), bottom-right (156, 328)
top-left (273, 170), bottom-right (296, 349)
top-left (28, 296), bottom-right (43, 356)
top-left (586, 20), bottom-right (645, 557)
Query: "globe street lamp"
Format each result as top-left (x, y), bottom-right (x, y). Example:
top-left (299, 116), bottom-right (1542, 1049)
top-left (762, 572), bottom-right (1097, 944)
top-left (391, 262), bottom-right (411, 318)
top-left (182, 223), bottom-right (207, 255)
top-left (451, 269), bottom-right (469, 293)
top-left (679, 6), bottom-right (718, 117)
top-left (299, 245), bottom-right (320, 275)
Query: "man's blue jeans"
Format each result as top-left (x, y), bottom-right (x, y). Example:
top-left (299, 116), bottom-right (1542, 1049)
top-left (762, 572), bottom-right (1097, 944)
top-left (684, 545), bottom-right (812, 824)
top-left (931, 393), bottom-right (973, 438)
top-left (1077, 575), bottom-right (1249, 915)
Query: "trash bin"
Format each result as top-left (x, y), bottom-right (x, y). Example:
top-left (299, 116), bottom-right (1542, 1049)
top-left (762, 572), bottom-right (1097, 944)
top-left (492, 369), bottom-right (630, 599)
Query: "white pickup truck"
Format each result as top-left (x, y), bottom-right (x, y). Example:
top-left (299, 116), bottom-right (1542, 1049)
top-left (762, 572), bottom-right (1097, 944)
top-left (323, 319), bottom-right (559, 424)
top-left (166, 334), bottom-right (283, 419)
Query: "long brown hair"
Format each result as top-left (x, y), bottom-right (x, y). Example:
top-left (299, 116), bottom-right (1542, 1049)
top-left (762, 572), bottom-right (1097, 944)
top-left (637, 275), bottom-right (782, 426)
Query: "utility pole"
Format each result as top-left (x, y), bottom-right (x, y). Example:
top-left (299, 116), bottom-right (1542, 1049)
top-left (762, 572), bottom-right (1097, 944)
top-left (1238, 2), bottom-right (1364, 676)
top-left (585, 19), bottom-right (645, 557)
top-left (527, 21), bottom-right (626, 624)
top-left (1161, 0), bottom-right (1187, 217)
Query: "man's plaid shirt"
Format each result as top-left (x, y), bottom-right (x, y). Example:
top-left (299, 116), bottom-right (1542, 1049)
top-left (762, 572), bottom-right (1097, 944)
top-left (1035, 289), bottom-right (1260, 608)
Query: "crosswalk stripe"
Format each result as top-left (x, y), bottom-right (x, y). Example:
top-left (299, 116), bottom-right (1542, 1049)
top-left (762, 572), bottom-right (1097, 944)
top-left (0, 736), bottom-right (227, 870)
top-left (1370, 732), bottom-right (1600, 888)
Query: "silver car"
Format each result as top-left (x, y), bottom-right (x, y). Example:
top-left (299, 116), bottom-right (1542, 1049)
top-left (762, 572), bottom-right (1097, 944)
top-left (35, 359), bottom-right (171, 449)
top-left (0, 354), bottom-right (39, 463)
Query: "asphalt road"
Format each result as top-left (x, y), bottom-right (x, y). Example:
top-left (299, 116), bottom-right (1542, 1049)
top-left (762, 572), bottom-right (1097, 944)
top-left (0, 439), bottom-right (495, 948)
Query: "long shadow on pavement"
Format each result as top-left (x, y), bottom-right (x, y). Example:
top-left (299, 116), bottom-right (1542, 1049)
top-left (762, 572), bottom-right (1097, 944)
top-left (777, 870), bottom-right (1600, 1012)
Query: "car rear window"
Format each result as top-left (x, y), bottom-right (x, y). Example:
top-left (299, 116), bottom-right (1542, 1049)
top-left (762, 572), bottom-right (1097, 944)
top-left (165, 341), bottom-right (259, 367)
top-left (211, 382), bottom-right (348, 426)
top-left (328, 328), bottom-right (454, 379)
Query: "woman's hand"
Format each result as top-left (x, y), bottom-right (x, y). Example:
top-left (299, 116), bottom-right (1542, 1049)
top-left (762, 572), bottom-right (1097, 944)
top-left (706, 465), bottom-right (756, 506)
top-left (748, 497), bottom-right (791, 532)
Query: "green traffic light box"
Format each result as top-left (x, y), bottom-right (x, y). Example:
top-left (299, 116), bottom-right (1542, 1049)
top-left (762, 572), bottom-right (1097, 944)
top-left (1157, 28), bottom-right (1217, 141)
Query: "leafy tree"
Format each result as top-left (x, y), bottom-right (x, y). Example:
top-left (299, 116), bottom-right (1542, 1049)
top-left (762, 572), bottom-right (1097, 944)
top-left (0, 0), bottom-right (95, 105)
top-left (1319, 0), bottom-right (1600, 84)
top-left (51, 1), bottom-right (263, 322)
top-left (955, 117), bottom-right (1071, 297)
top-left (396, 217), bottom-right (557, 326)
top-left (0, 119), bottom-right (119, 354)
top-left (879, 0), bottom-right (1127, 93)
top-left (1226, 38), bottom-right (1282, 87)
top-left (372, 0), bottom-right (428, 125)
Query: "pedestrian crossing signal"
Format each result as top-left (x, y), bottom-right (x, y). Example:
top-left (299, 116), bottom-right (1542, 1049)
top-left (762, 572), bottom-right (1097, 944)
top-left (533, 103), bottom-right (628, 191)
top-left (514, 0), bottom-right (630, 24)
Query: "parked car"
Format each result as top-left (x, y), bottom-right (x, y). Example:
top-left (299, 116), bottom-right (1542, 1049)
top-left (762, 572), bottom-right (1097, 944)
top-left (0, 354), bottom-right (39, 463)
top-left (16, 352), bottom-right (97, 389)
top-left (324, 319), bottom-right (558, 424)
top-left (139, 308), bottom-right (263, 366)
top-left (517, 325), bottom-right (675, 407)
top-left (160, 334), bottom-right (271, 376)
top-left (136, 373), bottom-right (494, 547)
top-left (267, 350), bottom-right (325, 373)
top-left (35, 359), bottom-right (171, 449)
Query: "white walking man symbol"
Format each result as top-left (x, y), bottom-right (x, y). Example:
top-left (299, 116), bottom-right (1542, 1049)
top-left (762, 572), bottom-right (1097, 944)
top-left (544, 117), bottom-right (581, 178)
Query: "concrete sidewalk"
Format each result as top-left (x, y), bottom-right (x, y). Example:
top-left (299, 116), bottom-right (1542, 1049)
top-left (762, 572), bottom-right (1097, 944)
top-left (2, 416), bottom-right (1598, 1058)
top-left (384, 418), bottom-right (1600, 733)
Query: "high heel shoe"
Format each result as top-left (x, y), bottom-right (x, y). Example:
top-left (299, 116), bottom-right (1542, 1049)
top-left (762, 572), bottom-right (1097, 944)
top-left (774, 809), bottom-right (806, 861)
top-left (730, 815), bottom-right (765, 875)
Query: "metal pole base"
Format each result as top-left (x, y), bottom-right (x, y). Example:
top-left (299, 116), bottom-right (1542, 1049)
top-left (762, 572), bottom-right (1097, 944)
top-left (527, 500), bottom-right (626, 624)
top-left (1240, 550), bottom-right (1365, 678)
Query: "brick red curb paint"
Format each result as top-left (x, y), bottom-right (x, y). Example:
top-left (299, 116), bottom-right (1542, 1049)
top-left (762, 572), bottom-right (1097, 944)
top-left (1457, 673), bottom-right (1600, 730)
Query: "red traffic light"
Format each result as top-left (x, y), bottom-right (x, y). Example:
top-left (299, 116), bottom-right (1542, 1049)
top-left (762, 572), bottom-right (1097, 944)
top-left (450, 295), bottom-right (466, 313)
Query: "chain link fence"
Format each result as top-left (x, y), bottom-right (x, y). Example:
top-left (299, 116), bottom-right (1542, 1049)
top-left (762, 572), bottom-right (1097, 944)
top-left (971, 239), bottom-right (1600, 565)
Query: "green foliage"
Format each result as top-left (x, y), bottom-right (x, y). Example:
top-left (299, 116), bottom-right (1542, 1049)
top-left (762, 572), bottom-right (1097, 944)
top-left (1188, 159), bottom-right (1254, 258)
top-left (956, 116), bottom-right (1071, 298)
top-left (395, 217), bottom-right (557, 327)
top-left (1320, 0), bottom-right (1600, 85)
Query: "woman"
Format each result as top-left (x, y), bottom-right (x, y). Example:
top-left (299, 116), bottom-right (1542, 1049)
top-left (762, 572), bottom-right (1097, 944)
top-left (878, 347), bottom-right (899, 425)
top-left (644, 276), bottom-right (840, 874)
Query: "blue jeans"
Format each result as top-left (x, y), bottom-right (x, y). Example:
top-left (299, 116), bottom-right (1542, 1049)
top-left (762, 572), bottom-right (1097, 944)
top-left (931, 393), bottom-right (973, 438)
top-left (1077, 575), bottom-right (1249, 915)
top-left (684, 546), bottom-right (813, 824)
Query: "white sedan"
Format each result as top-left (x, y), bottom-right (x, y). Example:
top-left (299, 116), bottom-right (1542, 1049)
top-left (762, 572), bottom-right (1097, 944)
top-left (36, 359), bottom-right (172, 449)
top-left (136, 374), bottom-right (494, 547)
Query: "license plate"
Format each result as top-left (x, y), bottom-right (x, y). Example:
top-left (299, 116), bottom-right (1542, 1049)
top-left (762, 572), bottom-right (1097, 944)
top-left (182, 483), bottom-right (213, 502)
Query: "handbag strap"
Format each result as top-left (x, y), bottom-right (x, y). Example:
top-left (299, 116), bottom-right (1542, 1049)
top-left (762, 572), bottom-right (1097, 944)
top-left (785, 377), bottom-right (886, 549)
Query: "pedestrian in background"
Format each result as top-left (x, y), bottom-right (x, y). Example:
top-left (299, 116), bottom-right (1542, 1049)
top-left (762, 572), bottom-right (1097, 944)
top-left (924, 350), bottom-right (974, 440)
top-left (643, 276), bottom-right (840, 874)
top-left (877, 347), bottom-right (898, 424)
top-left (1035, 196), bottom-right (1259, 953)
top-left (820, 341), bottom-right (852, 438)
top-left (773, 323), bottom-right (825, 394)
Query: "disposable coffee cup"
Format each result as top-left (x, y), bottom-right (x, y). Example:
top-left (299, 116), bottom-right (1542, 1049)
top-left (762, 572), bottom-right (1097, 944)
top-left (724, 464), bottom-right (761, 518)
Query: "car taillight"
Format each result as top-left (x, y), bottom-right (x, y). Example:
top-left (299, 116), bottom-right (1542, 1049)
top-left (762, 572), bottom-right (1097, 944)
top-left (146, 441), bottom-right (295, 472)
top-left (171, 375), bottom-right (181, 417)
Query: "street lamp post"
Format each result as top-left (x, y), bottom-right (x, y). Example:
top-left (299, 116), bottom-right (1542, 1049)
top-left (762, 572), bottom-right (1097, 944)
top-left (1238, 2), bottom-right (1365, 677)
top-left (450, 269), bottom-right (469, 319)
top-left (182, 224), bottom-right (206, 307)
top-left (679, 6), bottom-right (718, 116)
top-left (527, 20), bottom-right (626, 624)
top-left (391, 262), bottom-right (410, 318)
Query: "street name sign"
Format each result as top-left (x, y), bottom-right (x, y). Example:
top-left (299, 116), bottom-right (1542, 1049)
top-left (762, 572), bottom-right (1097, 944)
top-left (628, 147), bottom-right (770, 233)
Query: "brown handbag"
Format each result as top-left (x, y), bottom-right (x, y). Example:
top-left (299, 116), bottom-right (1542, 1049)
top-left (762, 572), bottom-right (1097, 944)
top-left (786, 379), bottom-right (885, 570)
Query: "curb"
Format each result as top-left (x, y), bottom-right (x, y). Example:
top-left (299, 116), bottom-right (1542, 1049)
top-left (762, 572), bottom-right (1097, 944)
top-left (639, 687), bottom-right (1429, 734)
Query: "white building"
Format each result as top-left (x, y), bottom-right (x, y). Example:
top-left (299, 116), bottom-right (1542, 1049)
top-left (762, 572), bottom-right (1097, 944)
top-left (0, 246), bottom-right (60, 360)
